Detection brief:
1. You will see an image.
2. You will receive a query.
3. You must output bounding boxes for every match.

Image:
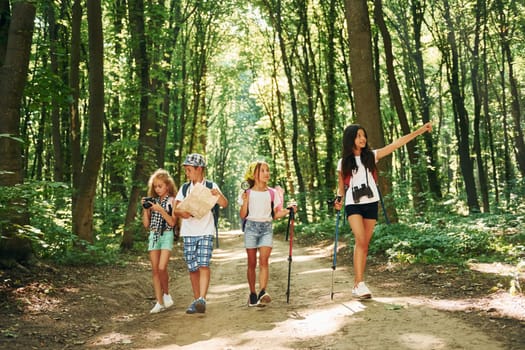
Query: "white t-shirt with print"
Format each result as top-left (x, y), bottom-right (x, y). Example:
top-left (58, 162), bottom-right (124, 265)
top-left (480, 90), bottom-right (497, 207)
top-left (337, 151), bottom-right (380, 205)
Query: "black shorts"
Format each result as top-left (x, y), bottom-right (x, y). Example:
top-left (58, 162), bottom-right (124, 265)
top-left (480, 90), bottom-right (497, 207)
top-left (345, 202), bottom-right (378, 220)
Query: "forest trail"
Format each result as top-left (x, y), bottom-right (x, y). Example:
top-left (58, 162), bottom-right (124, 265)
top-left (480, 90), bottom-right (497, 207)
top-left (2, 230), bottom-right (524, 349)
top-left (80, 231), bottom-right (518, 350)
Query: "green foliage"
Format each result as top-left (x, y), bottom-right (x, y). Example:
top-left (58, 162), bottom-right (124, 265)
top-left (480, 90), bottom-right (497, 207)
top-left (0, 182), bottom-right (122, 266)
top-left (294, 214), bottom-right (344, 240)
top-left (296, 208), bottom-right (523, 265)
top-left (372, 215), bottom-right (522, 264)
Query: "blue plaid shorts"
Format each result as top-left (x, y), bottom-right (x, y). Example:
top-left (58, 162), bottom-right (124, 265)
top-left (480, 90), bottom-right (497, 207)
top-left (183, 235), bottom-right (213, 272)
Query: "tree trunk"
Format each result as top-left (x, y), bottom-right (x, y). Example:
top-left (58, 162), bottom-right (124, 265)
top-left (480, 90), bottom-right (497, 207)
top-left (0, 1), bottom-right (36, 261)
top-left (344, 0), bottom-right (398, 222)
top-left (45, 1), bottom-right (65, 182)
top-left (481, 13), bottom-right (499, 204)
top-left (72, 0), bottom-right (105, 243)
top-left (122, 0), bottom-right (157, 250)
top-left (322, 0), bottom-right (337, 195)
top-left (0, 0), bottom-right (9, 66)
top-left (374, 0), bottom-right (425, 211)
top-left (442, 0), bottom-right (480, 213)
top-left (105, 0), bottom-right (128, 202)
top-left (503, 43), bottom-right (525, 178)
top-left (470, 0), bottom-right (490, 212)
top-left (272, 0), bottom-right (306, 222)
top-left (411, 0), bottom-right (442, 200)
top-left (70, 0), bottom-right (82, 200)
top-left (297, 0), bottom-right (320, 219)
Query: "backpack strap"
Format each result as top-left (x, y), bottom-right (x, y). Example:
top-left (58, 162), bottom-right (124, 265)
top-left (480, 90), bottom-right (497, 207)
top-left (182, 182), bottom-right (190, 198)
top-left (182, 180), bottom-right (214, 197)
top-left (344, 174), bottom-right (351, 190)
top-left (244, 188), bottom-right (276, 218)
top-left (204, 180), bottom-right (219, 228)
top-left (268, 187), bottom-right (276, 218)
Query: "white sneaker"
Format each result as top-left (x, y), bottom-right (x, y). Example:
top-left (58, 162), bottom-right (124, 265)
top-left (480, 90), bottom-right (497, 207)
top-left (352, 282), bottom-right (372, 299)
top-left (163, 294), bottom-right (174, 308)
top-left (150, 302), bottom-right (166, 314)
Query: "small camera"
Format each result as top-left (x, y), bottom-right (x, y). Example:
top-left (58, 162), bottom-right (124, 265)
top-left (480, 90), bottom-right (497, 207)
top-left (352, 184), bottom-right (373, 203)
top-left (142, 197), bottom-right (156, 209)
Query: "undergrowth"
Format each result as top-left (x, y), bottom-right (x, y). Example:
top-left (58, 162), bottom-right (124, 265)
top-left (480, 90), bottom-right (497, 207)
top-left (2, 181), bottom-right (524, 267)
top-left (295, 209), bottom-right (524, 266)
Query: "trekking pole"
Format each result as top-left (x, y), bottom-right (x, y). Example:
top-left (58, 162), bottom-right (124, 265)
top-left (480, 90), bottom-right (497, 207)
top-left (285, 205), bottom-right (295, 304)
top-left (331, 196), bottom-right (342, 300)
top-left (285, 212), bottom-right (290, 242)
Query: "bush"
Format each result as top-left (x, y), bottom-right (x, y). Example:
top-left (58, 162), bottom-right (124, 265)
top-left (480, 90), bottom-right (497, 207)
top-left (296, 209), bottom-right (522, 265)
top-left (1, 181), bottom-right (123, 266)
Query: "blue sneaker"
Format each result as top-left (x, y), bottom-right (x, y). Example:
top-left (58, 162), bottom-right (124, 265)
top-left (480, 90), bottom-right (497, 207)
top-left (195, 297), bottom-right (206, 313)
top-left (186, 300), bottom-right (197, 314)
top-left (248, 292), bottom-right (258, 307)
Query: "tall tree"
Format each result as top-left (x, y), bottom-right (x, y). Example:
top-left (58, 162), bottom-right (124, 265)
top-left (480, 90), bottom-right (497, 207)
top-left (104, 0), bottom-right (128, 201)
top-left (262, 0), bottom-right (307, 222)
top-left (374, 0), bottom-right (426, 210)
top-left (71, 0), bottom-right (105, 243)
top-left (0, 0), bottom-right (9, 66)
top-left (0, 1), bottom-right (36, 261)
top-left (70, 0), bottom-right (81, 194)
top-left (44, 0), bottom-right (65, 182)
top-left (494, 0), bottom-right (525, 178)
top-left (295, 0), bottom-right (321, 217)
top-left (345, 0), bottom-right (398, 222)
top-left (321, 0), bottom-right (338, 195)
top-left (122, 0), bottom-right (157, 249)
top-left (469, 0), bottom-right (490, 212)
top-left (441, 0), bottom-right (480, 213)
top-left (409, 0), bottom-right (442, 200)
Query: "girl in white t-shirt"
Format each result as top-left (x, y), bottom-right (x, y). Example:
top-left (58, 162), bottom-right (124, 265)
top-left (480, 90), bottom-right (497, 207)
top-left (239, 161), bottom-right (297, 307)
top-left (335, 122), bottom-right (432, 299)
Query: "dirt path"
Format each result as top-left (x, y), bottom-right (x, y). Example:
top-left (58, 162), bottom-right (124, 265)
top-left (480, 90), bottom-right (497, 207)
top-left (79, 231), bottom-right (521, 349)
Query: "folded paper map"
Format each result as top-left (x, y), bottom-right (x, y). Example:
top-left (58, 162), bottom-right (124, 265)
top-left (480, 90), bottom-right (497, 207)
top-left (177, 182), bottom-right (219, 219)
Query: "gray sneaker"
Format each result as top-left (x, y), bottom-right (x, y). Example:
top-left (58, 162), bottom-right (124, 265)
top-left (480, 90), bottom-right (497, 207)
top-left (352, 282), bottom-right (372, 299)
top-left (186, 300), bottom-right (197, 314)
top-left (195, 297), bottom-right (206, 313)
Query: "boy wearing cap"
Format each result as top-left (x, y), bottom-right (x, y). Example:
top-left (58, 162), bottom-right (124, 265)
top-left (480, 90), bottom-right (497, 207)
top-left (174, 153), bottom-right (229, 314)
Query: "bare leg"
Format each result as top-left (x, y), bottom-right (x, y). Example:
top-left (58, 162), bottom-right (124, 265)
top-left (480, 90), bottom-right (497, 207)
top-left (149, 250), bottom-right (163, 305)
top-left (258, 246), bottom-right (272, 291)
top-left (246, 248), bottom-right (258, 293)
top-left (348, 215), bottom-right (376, 286)
top-left (158, 249), bottom-right (171, 295)
top-left (189, 270), bottom-right (200, 299)
top-left (199, 266), bottom-right (210, 299)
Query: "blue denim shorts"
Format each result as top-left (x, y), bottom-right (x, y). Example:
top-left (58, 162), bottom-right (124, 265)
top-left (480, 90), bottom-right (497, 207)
top-left (183, 235), bottom-right (213, 272)
top-left (244, 220), bottom-right (273, 249)
top-left (345, 201), bottom-right (378, 220)
top-left (148, 230), bottom-right (174, 251)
